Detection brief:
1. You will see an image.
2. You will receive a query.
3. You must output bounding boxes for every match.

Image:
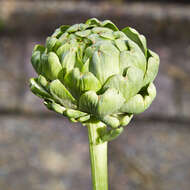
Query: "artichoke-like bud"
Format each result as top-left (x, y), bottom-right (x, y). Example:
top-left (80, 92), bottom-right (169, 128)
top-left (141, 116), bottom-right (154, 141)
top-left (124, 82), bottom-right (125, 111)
top-left (29, 18), bottom-right (159, 142)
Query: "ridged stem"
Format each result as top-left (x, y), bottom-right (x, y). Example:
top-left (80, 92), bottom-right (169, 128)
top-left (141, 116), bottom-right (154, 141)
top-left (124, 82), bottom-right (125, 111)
top-left (87, 120), bottom-right (108, 190)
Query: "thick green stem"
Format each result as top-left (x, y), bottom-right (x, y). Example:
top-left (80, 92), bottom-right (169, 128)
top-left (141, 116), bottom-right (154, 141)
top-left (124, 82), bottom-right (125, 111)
top-left (87, 120), bottom-right (108, 190)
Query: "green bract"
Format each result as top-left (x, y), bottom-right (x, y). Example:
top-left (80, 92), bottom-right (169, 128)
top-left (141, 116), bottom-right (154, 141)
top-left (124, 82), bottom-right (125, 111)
top-left (29, 18), bottom-right (159, 142)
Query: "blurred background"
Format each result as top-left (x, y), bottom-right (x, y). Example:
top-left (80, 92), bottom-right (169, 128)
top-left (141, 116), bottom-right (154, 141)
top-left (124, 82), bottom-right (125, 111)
top-left (0, 0), bottom-right (190, 190)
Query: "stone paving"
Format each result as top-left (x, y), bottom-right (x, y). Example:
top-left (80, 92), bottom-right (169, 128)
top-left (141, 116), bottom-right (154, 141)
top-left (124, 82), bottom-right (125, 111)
top-left (0, 116), bottom-right (190, 190)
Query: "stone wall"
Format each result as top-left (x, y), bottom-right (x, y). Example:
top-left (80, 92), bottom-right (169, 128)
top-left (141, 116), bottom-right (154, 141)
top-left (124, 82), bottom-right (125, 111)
top-left (0, 1), bottom-right (190, 190)
top-left (4, 0), bottom-right (190, 3)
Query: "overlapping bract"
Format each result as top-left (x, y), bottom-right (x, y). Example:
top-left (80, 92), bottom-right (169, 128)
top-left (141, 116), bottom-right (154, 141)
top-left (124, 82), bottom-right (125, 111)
top-left (30, 18), bottom-right (159, 141)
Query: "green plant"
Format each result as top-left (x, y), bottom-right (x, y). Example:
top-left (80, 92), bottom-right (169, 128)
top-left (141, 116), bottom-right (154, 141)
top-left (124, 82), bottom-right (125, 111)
top-left (29, 18), bottom-right (159, 190)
